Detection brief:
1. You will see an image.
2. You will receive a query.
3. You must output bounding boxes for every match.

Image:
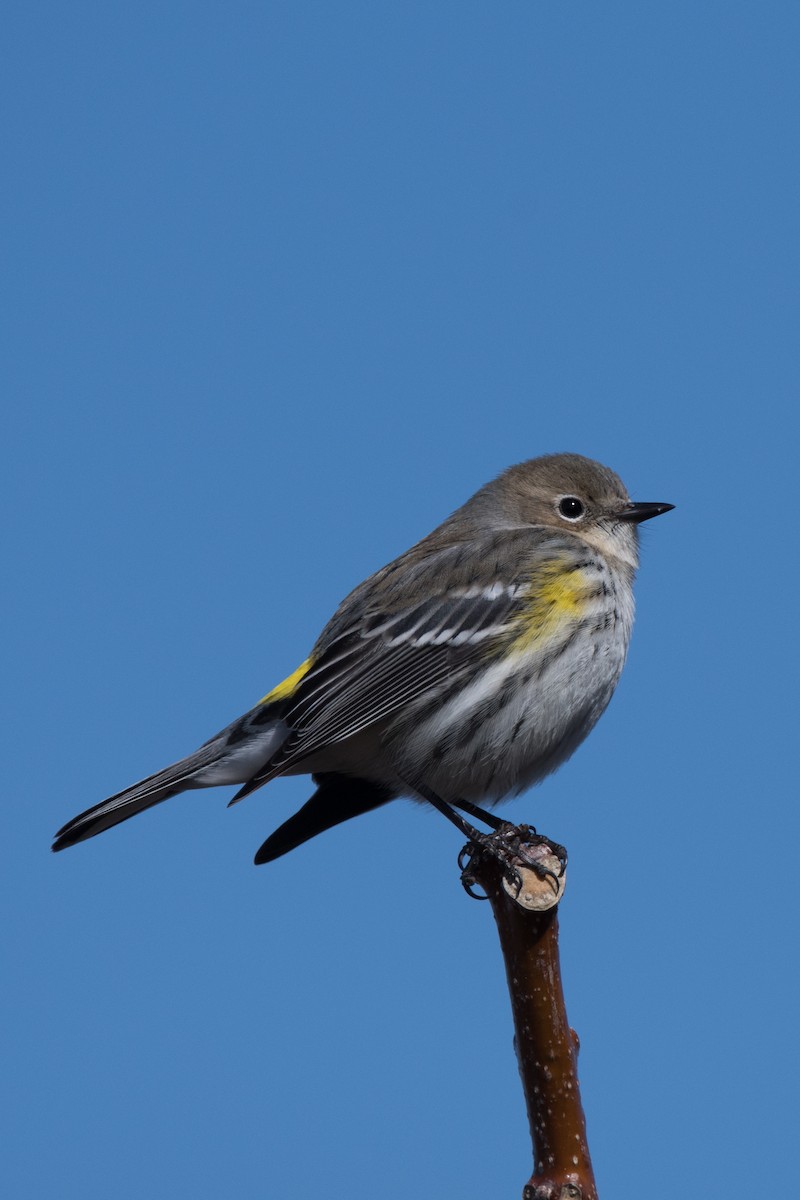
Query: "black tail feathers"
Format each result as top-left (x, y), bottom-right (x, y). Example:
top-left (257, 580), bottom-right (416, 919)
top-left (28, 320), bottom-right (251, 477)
top-left (254, 774), bottom-right (393, 865)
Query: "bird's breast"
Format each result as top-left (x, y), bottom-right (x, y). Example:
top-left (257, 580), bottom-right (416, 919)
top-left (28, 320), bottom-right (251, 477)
top-left (389, 557), bottom-right (635, 803)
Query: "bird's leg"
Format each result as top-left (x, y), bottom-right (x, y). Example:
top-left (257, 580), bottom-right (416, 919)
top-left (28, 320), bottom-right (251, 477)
top-left (413, 784), bottom-right (489, 842)
top-left (451, 797), bottom-right (505, 831)
top-left (407, 782), bottom-right (566, 898)
top-left (451, 798), bottom-right (566, 879)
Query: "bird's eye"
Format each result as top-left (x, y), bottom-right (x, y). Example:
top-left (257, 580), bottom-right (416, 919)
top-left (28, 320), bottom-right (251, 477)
top-left (558, 496), bottom-right (585, 520)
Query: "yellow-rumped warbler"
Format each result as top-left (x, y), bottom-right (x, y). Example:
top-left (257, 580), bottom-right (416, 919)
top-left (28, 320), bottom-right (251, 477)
top-left (53, 453), bottom-right (672, 865)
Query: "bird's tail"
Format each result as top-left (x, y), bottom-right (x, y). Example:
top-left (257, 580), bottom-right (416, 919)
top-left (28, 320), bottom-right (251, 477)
top-left (52, 710), bottom-right (291, 852)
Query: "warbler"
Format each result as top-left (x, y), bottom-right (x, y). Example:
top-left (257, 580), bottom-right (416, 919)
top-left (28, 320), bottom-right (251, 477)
top-left (53, 453), bottom-right (673, 866)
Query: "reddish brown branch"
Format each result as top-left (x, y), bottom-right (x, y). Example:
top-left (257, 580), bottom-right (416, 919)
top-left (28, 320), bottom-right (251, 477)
top-left (466, 841), bottom-right (597, 1200)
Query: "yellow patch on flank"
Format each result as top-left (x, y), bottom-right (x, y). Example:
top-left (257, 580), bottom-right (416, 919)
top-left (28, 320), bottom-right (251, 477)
top-left (259, 656), bottom-right (314, 705)
top-left (512, 559), bottom-right (589, 652)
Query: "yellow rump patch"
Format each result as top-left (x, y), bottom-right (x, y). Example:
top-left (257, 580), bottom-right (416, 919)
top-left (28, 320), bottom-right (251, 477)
top-left (259, 656), bottom-right (314, 705)
top-left (512, 559), bottom-right (589, 652)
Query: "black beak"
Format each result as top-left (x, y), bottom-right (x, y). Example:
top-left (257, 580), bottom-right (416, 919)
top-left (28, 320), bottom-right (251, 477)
top-left (618, 501), bottom-right (675, 524)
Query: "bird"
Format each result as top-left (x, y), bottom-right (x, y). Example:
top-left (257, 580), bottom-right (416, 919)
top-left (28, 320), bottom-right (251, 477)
top-left (52, 453), bottom-right (673, 869)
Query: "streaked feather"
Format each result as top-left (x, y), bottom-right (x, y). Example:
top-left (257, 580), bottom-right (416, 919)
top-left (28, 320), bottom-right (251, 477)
top-left (230, 543), bottom-right (583, 795)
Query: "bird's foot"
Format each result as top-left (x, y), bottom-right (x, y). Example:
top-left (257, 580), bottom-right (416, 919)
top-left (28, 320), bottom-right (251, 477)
top-left (458, 824), bottom-right (567, 901)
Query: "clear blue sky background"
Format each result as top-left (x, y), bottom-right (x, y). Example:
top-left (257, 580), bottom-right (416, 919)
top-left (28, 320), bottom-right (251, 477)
top-left (4, 3), bottom-right (798, 1197)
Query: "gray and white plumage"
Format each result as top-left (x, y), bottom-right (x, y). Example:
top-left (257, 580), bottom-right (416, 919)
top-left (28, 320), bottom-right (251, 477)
top-left (52, 453), bottom-right (673, 863)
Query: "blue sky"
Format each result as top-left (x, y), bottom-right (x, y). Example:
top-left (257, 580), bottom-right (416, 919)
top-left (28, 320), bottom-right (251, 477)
top-left (3, 3), bottom-right (798, 1196)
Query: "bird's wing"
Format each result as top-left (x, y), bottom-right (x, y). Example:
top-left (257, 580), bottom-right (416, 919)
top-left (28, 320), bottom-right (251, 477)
top-left (231, 558), bottom-right (542, 799)
top-left (292, 582), bottom-right (525, 736)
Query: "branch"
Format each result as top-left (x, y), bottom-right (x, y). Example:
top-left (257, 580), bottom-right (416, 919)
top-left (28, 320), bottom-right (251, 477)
top-left (463, 834), bottom-right (597, 1200)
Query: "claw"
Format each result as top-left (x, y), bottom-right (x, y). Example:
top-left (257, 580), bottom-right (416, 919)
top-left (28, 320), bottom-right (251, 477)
top-left (457, 843), bottom-right (474, 874)
top-left (460, 873), bottom-right (490, 900)
top-left (458, 824), bottom-right (567, 901)
top-left (533, 862), bottom-right (559, 889)
top-left (505, 865), bottom-right (524, 898)
top-left (458, 841), bottom-right (490, 899)
top-left (458, 840), bottom-right (494, 900)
